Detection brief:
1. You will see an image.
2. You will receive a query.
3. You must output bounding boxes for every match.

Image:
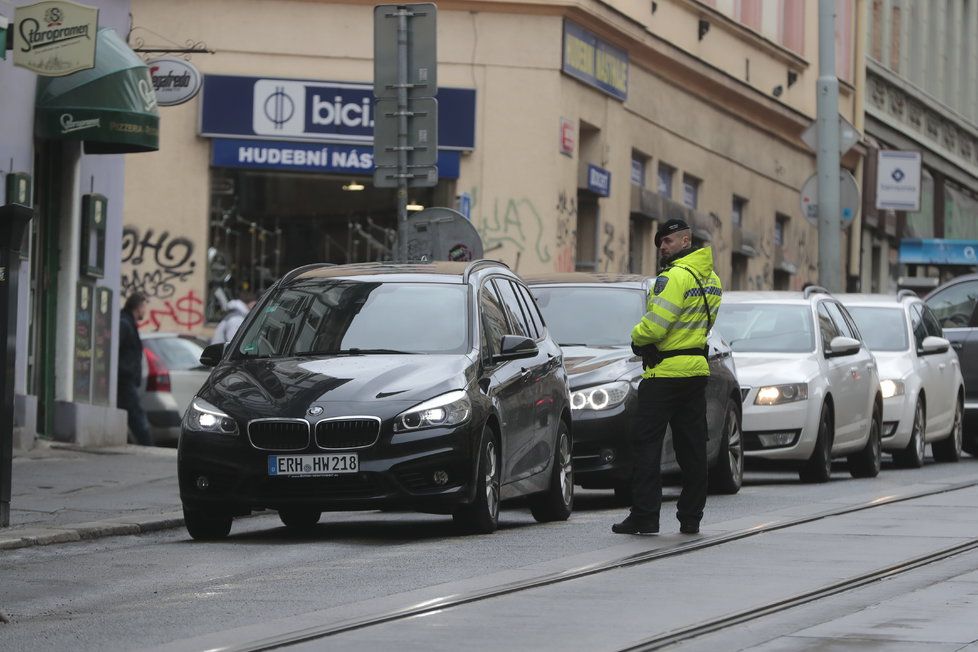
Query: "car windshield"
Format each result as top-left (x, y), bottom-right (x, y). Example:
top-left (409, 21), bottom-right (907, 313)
top-left (716, 303), bottom-right (815, 353)
top-left (530, 286), bottom-right (644, 346)
top-left (236, 280), bottom-right (469, 357)
top-left (845, 306), bottom-right (909, 352)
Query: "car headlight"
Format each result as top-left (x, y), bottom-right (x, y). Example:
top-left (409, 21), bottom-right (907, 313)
top-left (754, 383), bottom-right (808, 406)
top-left (571, 381), bottom-right (631, 411)
top-left (183, 398), bottom-right (239, 435)
top-left (880, 379), bottom-right (906, 399)
top-left (394, 390), bottom-right (472, 432)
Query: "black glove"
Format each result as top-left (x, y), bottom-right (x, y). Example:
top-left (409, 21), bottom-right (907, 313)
top-left (632, 342), bottom-right (663, 369)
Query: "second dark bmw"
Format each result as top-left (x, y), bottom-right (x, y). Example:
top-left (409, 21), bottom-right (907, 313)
top-left (179, 261), bottom-right (573, 539)
top-left (527, 273), bottom-right (743, 501)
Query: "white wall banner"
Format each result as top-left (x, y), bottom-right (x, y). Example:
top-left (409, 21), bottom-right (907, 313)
top-left (13, 0), bottom-right (99, 76)
top-left (876, 150), bottom-right (922, 212)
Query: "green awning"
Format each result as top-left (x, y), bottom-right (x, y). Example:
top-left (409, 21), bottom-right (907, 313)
top-left (35, 29), bottom-right (159, 154)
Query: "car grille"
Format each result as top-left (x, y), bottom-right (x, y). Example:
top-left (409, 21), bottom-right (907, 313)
top-left (260, 474), bottom-right (383, 498)
top-left (248, 420), bottom-right (310, 451)
top-left (315, 418), bottom-right (381, 449)
top-left (740, 387), bottom-right (751, 403)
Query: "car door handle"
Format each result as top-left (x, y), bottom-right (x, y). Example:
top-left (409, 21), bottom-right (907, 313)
top-left (939, 363), bottom-right (947, 371)
top-left (520, 367), bottom-right (532, 377)
top-left (952, 342), bottom-right (964, 350)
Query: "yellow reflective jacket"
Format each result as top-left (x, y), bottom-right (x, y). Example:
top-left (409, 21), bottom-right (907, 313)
top-left (631, 246), bottom-right (722, 379)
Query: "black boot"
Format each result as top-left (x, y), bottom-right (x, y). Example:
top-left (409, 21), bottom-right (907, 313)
top-left (612, 514), bottom-right (659, 534)
top-left (679, 520), bottom-right (700, 534)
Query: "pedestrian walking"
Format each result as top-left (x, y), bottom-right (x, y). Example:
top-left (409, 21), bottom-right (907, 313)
top-left (613, 218), bottom-right (723, 535)
top-left (118, 293), bottom-right (152, 446)
top-left (210, 291), bottom-right (256, 344)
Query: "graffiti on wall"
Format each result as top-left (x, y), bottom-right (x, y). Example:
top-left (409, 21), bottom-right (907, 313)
top-left (471, 188), bottom-right (551, 267)
top-left (555, 190), bottom-right (577, 272)
top-left (121, 226), bottom-right (203, 331)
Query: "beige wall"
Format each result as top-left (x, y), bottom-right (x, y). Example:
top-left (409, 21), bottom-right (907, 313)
top-left (124, 0), bottom-right (861, 333)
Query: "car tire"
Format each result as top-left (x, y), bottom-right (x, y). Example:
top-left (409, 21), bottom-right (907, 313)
top-left (893, 399), bottom-right (926, 469)
top-left (183, 507), bottom-right (233, 541)
top-left (279, 508), bottom-right (321, 531)
top-left (529, 420), bottom-right (574, 523)
top-left (453, 425), bottom-right (500, 534)
top-left (932, 398), bottom-right (963, 463)
top-left (799, 404), bottom-right (833, 483)
top-left (849, 406), bottom-right (882, 478)
top-left (708, 399), bottom-right (743, 495)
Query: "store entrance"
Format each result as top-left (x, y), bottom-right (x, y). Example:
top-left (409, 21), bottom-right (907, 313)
top-left (207, 168), bottom-right (438, 320)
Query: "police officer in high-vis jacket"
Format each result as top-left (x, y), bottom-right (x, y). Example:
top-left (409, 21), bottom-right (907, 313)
top-left (613, 218), bottom-right (722, 535)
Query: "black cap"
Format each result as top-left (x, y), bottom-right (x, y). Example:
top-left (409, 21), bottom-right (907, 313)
top-left (654, 218), bottom-right (691, 247)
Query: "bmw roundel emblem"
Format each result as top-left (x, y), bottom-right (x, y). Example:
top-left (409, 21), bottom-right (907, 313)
top-left (307, 406), bottom-right (324, 417)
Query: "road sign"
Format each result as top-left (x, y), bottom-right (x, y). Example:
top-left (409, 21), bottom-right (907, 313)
top-left (800, 115), bottom-right (861, 156)
top-left (876, 150), bottom-right (922, 211)
top-left (406, 207), bottom-right (484, 262)
top-left (374, 3), bottom-right (437, 100)
top-left (800, 170), bottom-right (861, 229)
top-left (372, 97), bottom-right (438, 188)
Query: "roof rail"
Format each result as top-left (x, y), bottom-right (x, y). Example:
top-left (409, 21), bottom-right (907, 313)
top-left (279, 263), bottom-right (336, 284)
top-left (463, 259), bottom-right (510, 283)
top-left (803, 285), bottom-right (831, 299)
top-left (897, 289), bottom-right (919, 300)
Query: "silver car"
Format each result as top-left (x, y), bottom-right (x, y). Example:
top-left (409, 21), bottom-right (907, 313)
top-left (138, 333), bottom-right (210, 446)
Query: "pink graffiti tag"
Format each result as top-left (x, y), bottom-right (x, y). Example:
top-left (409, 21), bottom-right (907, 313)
top-left (139, 291), bottom-right (205, 332)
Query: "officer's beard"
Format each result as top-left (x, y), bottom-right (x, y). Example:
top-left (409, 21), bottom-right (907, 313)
top-left (659, 242), bottom-right (699, 268)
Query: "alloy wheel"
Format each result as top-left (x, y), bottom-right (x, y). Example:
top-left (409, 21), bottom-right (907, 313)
top-left (913, 403), bottom-right (926, 462)
top-left (727, 407), bottom-right (744, 482)
top-left (558, 432), bottom-right (573, 506)
top-left (953, 401), bottom-right (963, 456)
top-left (485, 440), bottom-right (499, 519)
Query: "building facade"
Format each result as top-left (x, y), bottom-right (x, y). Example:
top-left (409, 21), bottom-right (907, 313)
top-left (122, 0), bottom-right (863, 337)
top-left (1, 0), bottom-right (158, 448)
top-left (860, 0), bottom-right (978, 293)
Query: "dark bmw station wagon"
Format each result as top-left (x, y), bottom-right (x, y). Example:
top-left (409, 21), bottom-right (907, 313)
top-left (179, 261), bottom-right (573, 539)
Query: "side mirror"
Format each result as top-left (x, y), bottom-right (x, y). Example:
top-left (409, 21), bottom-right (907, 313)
top-left (920, 336), bottom-right (950, 355)
top-left (826, 335), bottom-right (861, 357)
top-left (493, 335), bottom-right (538, 362)
top-left (199, 342), bottom-right (227, 367)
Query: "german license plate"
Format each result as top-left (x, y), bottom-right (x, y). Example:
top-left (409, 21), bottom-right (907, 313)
top-left (267, 453), bottom-right (358, 477)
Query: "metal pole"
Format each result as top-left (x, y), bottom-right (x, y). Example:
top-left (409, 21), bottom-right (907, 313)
top-left (396, 8), bottom-right (410, 262)
top-left (817, 0), bottom-right (842, 292)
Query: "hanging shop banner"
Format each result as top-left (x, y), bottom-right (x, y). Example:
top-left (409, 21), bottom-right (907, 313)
top-left (148, 57), bottom-right (202, 106)
top-left (200, 75), bottom-right (476, 150)
top-left (876, 150), bottom-right (922, 211)
top-left (898, 238), bottom-right (978, 266)
top-left (562, 20), bottom-right (628, 101)
top-left (587, 164), bottom-right (611, 197)
top-left (13, 0), bottom-right (99, 76)
top-left (211, 138), bottom-right (460, 178)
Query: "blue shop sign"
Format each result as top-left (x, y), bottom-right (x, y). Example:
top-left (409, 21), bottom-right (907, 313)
top-left (562, 20), bottom-right (628, 101)
top-left (899, 239), bottom-right (978, 266)
top-left (587, 164), bottom-right (611, 197)
top-left (212, 139), bottom-right (461, 178)
top-left (200, 75), bottom-right (476, 150)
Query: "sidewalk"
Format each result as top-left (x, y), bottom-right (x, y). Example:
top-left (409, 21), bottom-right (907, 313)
top-left (0, 442), bottom-right (183, 550)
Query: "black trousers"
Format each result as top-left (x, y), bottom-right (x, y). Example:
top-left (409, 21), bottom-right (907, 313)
top-left (118, 381), bottom-right (152, 446)
top-left (629, 376), bottom-right (709, 524)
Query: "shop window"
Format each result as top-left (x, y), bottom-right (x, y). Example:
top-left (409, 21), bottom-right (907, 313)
top-left (774, 213), bottom-right (789, 247)
top-left (731, 253), bottom-right (748, 290)
top-left (682, 174), bottom-right (701, 210)
top-left (658, 163), bottom-right (675, 199)
top-left (631, 152), bottom-right (648, 187)
top-left (575, 195), bottom-right (598, 272)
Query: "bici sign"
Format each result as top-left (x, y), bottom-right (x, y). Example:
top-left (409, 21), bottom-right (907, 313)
top-left (13, 0), bottom-right (99, 77)
top-left (148, 58), bottom-right (202, 107)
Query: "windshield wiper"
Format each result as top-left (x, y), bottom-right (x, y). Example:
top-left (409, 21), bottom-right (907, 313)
top-left (335, 348), bottom-right (416, 355)
top-left (558, 342), bottom-right (589, 347)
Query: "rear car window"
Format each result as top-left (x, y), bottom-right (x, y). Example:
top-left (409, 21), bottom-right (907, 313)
top-left (715, 303), bottom-right (816, 353)
top-left (144, 337), bottom-right (205, 371)
top-left (845, 306), bottom-right (909, 352)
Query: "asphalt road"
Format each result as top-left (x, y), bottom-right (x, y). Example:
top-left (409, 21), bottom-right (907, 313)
top-left (2, 455), bottom-right (978, 651)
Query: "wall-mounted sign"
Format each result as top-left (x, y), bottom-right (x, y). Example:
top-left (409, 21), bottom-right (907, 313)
top-left (899, 238), bottom-right (978, 266)
top-left (559, 117), bottom-right (575, 157)
top-left (562, 20), bottom-right (628, 101)
top-left (876, 150), bottom-right (922, 211)
top-left (211, 138), bottom-right (460, 178)
top-left (13, 0), bottom-right (98, 76)
top-left (587, 164), bottom-right (611, 197)
top-left (147, 57), bottom-right (202, 106)
top-left (200, 74), bottom-right (476, 150)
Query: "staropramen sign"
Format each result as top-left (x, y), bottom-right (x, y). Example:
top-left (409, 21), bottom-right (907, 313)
top-left (13, 0), bottom-right (99, 76)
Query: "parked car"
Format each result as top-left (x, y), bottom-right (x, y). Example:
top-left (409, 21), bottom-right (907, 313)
top-left (714, 287), bottom-right (882, 483)
top-left (179, 261), bottom-right (573, 540)
top-left (526, 273), bottom-right (743, 499)
top-left (138, 333), bottom-right (210, 446)
top-left (925, 274), bottom-right (978, 457)
top-left (840, 292), bottom-right (964, 467)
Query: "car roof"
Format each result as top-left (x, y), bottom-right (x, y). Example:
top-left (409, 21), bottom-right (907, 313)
top-left (524, 272), bottom-right (649, 289)
top-left (722, 291), bottom-right (813, 304)
top-left (836, 293), bottom-right (917, 307)
top-left (284, 260), bottom-right (512, 285)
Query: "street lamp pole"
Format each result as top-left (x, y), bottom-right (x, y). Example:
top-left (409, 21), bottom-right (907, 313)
top-left (817, 0), bottom-right (842, 292)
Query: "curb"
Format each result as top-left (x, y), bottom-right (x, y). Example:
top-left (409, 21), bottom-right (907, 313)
top-left (0, 511), bottom-right (187, 551)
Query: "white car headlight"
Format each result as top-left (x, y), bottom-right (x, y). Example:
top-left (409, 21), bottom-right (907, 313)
top-left (394, 390), bottom-right (472, 432)
top-left (183, 398), bottom-right (239, 435)
top-left (754, 383), bottom-right (808, 406)
top-left (571, 381), bottom-right (631, 411)
top-left (880, 379), bottom-right (906, 399)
